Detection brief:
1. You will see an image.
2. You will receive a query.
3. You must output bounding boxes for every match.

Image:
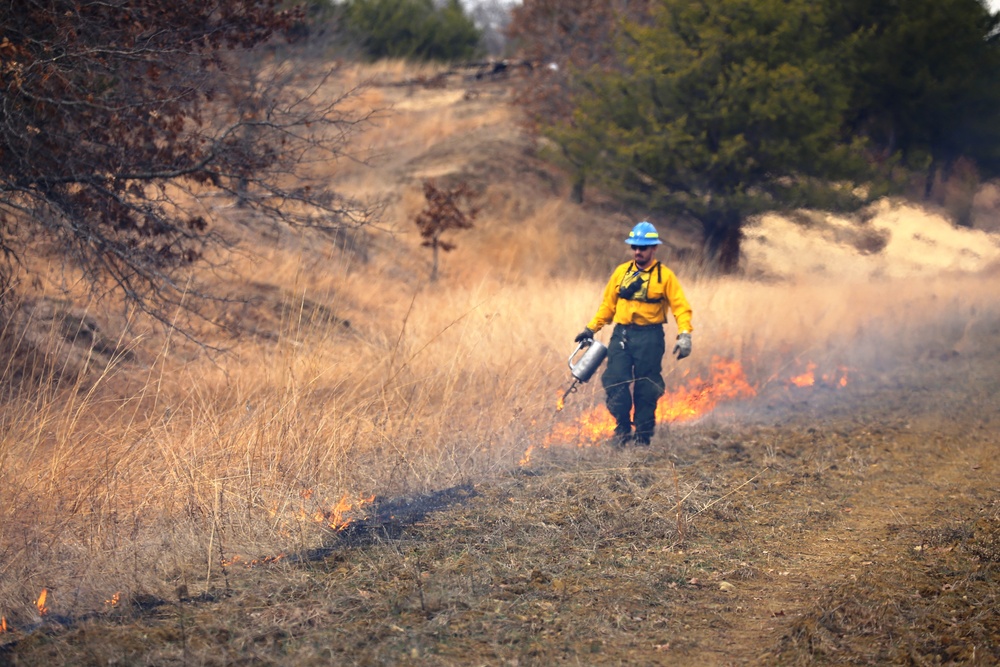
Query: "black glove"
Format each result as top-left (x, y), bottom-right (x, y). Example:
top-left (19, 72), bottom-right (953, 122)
top-left (574, 327), bottom-right (594, 344)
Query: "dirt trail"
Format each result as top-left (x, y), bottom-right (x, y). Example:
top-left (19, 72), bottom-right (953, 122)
top-left (669, 338), bottom-right (1000, 665)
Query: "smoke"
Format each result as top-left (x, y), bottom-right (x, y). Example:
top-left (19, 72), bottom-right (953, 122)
top-left (687, 201), bottom-right (1000, 421)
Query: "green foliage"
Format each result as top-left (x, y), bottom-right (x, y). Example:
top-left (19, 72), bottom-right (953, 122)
top-left (553, 0), bottom-right (883, 269)
top-left (530, 0), bottom-right (1000, 269)
top-left (343, 0), bottom-right (482, 61)
top-left (835, 0), bottom-right (1000, 186)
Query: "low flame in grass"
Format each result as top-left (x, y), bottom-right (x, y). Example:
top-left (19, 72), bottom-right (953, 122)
top-left (313, 492), bottom-right (376, 531)
top-left (655, 358), bottom-right (757, 423)
top-left (1, 616), bottom-right (7, 633)
top-left (222, 491), bottom-right (376, 570)
top-left (788, 362), bottom-right (817, 387)
top-left (36, 589), bottom-right (48, 616)
top-left (785, 364), bottom-right (850, 389)
top-left (545, 356), bottom-right (756, 448)
top-left (519, 445), bottom-right (535, 467)
top-left (105, 592), bottom-right (121, 607)
top-left (556, 394), bottom-right (565, 411)
top-left (531, 357), bottom-right (852, 460)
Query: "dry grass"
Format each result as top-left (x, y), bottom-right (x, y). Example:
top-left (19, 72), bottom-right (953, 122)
top-left (2, 60), bottom-right (1000, 665)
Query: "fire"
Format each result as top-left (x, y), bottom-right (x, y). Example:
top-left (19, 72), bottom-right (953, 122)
top-left (291, 490), bottom-right (376, 531)
top-left (656, 358), bottom-right (756, 423)
top-left (1, 616), bottom-right (7, 633)
top-left (314, 492), bottom-right (376, 531)
top-left (786, 363), bottom-right (850, 389)
top-left (530, 356), bottom-right (852, 459)
top-left (36, 588), bottom-right (48, 616)
top-left (105, 592), bottom-right (121, 607)
top-left (220, 490), bottom-right (376, 570)
top-left (519, 445), bottom-right (535, 467)
top-left (788, 362), bottom-right (816, 387)
top-left (545, 356), bottom-right (756, 448)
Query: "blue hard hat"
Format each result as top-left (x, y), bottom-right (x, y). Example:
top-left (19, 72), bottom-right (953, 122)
top-left (625, 221), bottom-right (662, 246)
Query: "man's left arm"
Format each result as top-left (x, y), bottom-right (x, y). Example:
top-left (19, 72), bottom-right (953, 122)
top-left (664, 273), bottom-right (692, 334)
top-left (664, 271), bottom-right (693, 359)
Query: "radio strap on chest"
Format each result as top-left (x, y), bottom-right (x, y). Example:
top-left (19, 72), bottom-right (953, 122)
top-left (620, 261), bottom-right (664, 304)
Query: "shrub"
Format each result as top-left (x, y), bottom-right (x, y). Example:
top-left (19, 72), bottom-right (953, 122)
top-left (343, 0), bottom-right (481, 61)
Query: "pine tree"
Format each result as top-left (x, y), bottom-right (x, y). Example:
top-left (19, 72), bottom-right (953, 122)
top-left (556, 0), bottom-right (880, 269)
top-left (343, 0), bottom-right (481, 61)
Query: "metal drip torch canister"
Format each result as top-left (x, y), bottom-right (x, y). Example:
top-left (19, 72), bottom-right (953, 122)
top-left (559, 339), bottom-right (608, 409)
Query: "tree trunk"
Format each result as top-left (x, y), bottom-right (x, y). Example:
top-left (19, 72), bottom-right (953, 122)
top-left (570, 170), bottom-right (585, 204)
top-left (924, 159), bottom-right (938, 200)
top-left (702, 210), bottom-right (743, 273)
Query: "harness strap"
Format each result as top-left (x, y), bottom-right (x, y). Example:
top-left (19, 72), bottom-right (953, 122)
top-left (619, 261), bottom-right (665, 304)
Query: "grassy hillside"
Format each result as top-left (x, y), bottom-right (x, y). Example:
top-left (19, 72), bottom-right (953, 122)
top-left (1, 60), bottom-right (999, 665)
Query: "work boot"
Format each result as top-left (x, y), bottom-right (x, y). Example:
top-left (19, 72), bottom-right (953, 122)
top-left (610, 426), bottom-right (633, 449)
top-left (633, 434), bottom-right (651, 447)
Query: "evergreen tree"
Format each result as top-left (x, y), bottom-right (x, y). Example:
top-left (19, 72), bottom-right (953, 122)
top-left (554, 0), bottom-right (881, 269)
top-left (343, 0), bottom-right (481, 61)
top-left (835, 0), bottom-right (1000, 194)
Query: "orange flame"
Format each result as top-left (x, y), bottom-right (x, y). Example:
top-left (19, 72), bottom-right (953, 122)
top-left (788, 362), bottom-right (816, 387)
top-left (527, 356), bottom-right (852, 463)
top-left (545, 356), bottom-right (756, 448)
top-left (315, 492), bottom-right (375, 531)
top-left (220, 491), bottom-right (376, 571)
top-left (826, 367), bottom-right (850, 387)
top-left (36, 589), bottom-right (48, 616)
top-left (1, 616), bottom-right (7, 633)
top-left (519, 445), bottom-right (535, 467)
top-left (786, 363), bottom-right (851, 389)
top-left (105, 592), bottom-right (121, 607)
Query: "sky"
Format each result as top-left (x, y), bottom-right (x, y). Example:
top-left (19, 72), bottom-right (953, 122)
top-left (463, 0), bottom-right (1000, 12)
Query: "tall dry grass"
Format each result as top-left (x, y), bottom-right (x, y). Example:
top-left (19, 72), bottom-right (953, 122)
top-left (2, 59), bottom-right (999, 628)
top-left (4, 249), bottom-right (996, 625)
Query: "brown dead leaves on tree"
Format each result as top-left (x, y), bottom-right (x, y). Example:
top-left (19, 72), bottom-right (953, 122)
top-left (0, 0), bottom-right (376, 337)
top-left (414, 180), bottom-right (479, 281)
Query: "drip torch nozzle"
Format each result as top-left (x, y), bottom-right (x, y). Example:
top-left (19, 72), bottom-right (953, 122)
top-left (557, 379), bottom-right (579, 411)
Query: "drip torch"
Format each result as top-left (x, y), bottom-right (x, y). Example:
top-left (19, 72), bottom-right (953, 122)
top-left (559, 338), bottom-right (608, 409)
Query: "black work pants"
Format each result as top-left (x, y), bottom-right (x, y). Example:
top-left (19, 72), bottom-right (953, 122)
top-left (601, 324), bottom-right (665, 443)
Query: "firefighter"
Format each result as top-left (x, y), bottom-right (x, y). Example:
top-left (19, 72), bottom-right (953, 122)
top-left (574, 221), bottom-right (693, 446)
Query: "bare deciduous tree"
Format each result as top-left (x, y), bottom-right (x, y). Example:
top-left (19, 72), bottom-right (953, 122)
top-left (506, 0), bottom-right (653, 201)
top-left (0, 0), bottom-right (378, 336)
top-left (467, 0), bottom-right (516, 56)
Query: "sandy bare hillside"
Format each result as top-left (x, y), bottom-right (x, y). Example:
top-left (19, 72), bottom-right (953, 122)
top-left (743, 201), bottom-right (1000, 281)
top-left (348, 63), bottom-right (1000, 287)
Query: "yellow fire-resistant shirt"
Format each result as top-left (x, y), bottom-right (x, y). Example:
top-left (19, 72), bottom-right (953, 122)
top-left (586, 260), bottom-right (693, 334)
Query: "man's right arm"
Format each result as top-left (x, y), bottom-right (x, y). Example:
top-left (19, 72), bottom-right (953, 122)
top-left (585, 266), bottom-right (624, 334)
